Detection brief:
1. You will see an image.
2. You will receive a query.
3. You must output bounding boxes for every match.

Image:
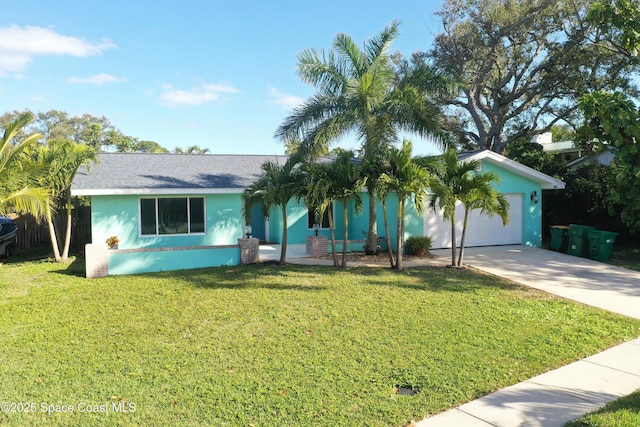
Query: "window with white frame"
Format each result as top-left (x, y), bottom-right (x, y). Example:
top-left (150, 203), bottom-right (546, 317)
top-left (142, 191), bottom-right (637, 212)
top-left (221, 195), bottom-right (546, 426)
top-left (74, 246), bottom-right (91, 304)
top-left (140, 197), bottom-right (205, 235)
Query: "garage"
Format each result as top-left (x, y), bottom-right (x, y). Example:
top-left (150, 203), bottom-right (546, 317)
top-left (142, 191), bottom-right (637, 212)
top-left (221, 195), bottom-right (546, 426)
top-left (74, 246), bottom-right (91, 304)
top-left (424, 193), bottom-right (523, 249)
top-left (416, 150), bottom-right (566, 250)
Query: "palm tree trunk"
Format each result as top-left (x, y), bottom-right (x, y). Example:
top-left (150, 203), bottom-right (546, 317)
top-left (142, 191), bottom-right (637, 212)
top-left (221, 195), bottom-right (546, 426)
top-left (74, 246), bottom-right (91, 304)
top-left (450, 212), bottom-right (457, 267)
top-left (396, 199), bottom-right (404, 271)
top-left (61, 190), bottom-right (72, 262)
top-left (280, 205), bottom-right (287, 265)
top-left (458, 208), bottom-right (470, 267)
top-left (328, 208), bottom-right (338, 268)
top-left (364, 191), bottom-right (378, 254)
top-left (46, 213), bottom-right (62, 262)
top-left (341, 200), bottom-right (349, 269)
top-left (382, 197), bottom-right (395, 268)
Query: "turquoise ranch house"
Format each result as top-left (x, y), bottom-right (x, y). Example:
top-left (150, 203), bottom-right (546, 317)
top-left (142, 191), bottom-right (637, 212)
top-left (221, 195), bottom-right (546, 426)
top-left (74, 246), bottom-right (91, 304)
top-left (71, 151), bottom-right (564, 276)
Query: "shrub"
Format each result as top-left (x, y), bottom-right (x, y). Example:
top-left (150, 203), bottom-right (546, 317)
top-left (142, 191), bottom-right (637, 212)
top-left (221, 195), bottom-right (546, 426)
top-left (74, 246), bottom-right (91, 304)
top-left (404, 235), bottom-right (432, 256)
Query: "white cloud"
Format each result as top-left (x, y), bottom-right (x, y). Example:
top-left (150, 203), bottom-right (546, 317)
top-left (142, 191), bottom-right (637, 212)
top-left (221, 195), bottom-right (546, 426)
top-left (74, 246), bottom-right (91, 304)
top-left (268, 86), bottom-right (304, 110)
top-left (0, 25), bottom-right (116, 73)
top-left (159, 83), bottom-right (239, 107)
top-left (68, 73), bottom-right (127, 86)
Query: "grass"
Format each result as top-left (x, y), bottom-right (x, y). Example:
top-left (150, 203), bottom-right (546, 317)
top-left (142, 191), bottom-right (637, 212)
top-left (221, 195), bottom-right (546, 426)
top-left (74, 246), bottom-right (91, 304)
top-left (610, 246), bottom-right (640, 272)
top-left (566, 389), bottom-right (640, 427)
top-left (1, 252), bottom-right (639, 426)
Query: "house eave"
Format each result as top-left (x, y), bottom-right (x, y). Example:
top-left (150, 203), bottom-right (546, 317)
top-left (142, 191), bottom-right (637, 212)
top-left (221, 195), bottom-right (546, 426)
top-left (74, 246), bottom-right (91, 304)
top-left (463, 150), bottom-right (566, 190)
top-left (71, 188), bottom-right (244, 196)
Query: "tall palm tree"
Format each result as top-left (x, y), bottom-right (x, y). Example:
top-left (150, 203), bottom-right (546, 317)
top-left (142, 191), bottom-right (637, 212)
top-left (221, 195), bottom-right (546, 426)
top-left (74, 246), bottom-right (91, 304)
top-left (0, 112), bottom-right (50, 218)
top-left (429, 148), bottom-right (509, 267)
top-left (242, 156), bottom-right (303, 266)
top-left (276, 20), bottom-right (450, 254)
top-left (377, 140), bottom-right (430, 271)
top-left (36, 139), bottom-right (97, 262)
top-left (305, 151), bottom-right (363, 269)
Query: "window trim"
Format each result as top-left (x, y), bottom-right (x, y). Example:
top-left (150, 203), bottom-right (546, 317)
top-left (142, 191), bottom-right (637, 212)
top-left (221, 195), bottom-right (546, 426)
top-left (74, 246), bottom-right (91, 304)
top-left (139, 196), bottom-right (206, 237)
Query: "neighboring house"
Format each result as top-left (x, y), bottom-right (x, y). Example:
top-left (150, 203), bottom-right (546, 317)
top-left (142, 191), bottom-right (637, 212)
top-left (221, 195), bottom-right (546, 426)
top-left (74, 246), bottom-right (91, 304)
top-left (534, 132), bottom-right (614, 166)
top-left (425, 150), bottom-right (565, 249)
top-left (71, 151), bottom-right (563, 275)
top-left (534, 132), bottom-right (582, 163)
top-left (565, 146), bottom-right (616, 169)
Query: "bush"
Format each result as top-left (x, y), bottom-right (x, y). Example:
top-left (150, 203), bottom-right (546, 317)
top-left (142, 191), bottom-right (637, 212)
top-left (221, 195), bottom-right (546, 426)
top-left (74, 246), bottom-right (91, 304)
top-left (404, 236), bottom-right (432, 256)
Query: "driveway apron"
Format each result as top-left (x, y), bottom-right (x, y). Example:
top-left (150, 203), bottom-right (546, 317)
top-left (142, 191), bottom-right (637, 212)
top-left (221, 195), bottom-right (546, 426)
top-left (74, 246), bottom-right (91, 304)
top-left (431, 245), bottom-right (640, 320)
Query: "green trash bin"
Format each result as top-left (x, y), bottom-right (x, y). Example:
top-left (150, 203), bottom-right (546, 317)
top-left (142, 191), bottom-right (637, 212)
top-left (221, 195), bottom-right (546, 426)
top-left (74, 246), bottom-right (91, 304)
top-left (587, 230), bottom-right (618, 262)
top-left (549, 226), bottom-right (570, 252)
top-left (568, 224), bottom-right (595, 257)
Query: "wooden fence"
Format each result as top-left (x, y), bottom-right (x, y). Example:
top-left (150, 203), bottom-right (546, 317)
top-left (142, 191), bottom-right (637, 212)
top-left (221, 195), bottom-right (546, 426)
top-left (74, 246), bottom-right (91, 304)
top-left (13, 206), bottom-right (92, 252)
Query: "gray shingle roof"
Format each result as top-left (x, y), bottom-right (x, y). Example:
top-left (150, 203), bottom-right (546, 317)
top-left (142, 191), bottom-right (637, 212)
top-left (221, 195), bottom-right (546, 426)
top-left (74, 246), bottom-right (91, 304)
top-left (71, 153), bottom-right (289, 195)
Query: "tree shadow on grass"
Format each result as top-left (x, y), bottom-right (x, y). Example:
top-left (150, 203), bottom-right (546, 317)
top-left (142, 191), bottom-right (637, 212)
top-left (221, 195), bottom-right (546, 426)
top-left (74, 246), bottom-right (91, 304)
top-left (359, 266), bottom-right (519, 293)
top-left (156, 263), bottom-right (335, 291)
top-left (55, 256), bottom-right (85, 278)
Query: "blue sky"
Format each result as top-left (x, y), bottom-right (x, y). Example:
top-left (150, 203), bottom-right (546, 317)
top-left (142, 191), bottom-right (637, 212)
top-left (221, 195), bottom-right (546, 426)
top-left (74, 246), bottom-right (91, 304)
top-left (1, 1), bottom-right (444, 156)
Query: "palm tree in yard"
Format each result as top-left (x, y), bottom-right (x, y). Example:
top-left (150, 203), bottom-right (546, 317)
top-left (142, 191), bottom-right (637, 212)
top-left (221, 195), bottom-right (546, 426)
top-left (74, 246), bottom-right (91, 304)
top-left (0, 112), bottom-right (50, 218)
top-left (276, 20), bottom-right (450, 254)
top-left (429, 148), bottom-right (509, 267)
top-left (305, 151), bottom-right (363, 269)
top-left (242, 156), bottom-right (303, 266)
top-left (36, 139), bottom-right (96, 262)
top-left (456, 173), bottom-right (509, 268)
top-left (377, 140), bottom-right (430, 271)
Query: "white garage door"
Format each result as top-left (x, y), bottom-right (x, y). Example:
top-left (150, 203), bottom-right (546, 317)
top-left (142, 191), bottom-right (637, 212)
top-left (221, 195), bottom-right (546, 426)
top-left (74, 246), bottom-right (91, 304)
top-left (424, 193), bottom-right (523, 249)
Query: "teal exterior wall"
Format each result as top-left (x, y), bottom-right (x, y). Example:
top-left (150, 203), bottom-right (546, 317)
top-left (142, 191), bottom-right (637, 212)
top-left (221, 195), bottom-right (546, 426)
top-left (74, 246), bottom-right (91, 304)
top-left (107, 247), bottom-right (239, 275)
top-left (90, 193), bottom-right (243, 275)
top-left (263, 193), bottom-right (422, 253)
top-left (480, 161), bottom-right (542, 247)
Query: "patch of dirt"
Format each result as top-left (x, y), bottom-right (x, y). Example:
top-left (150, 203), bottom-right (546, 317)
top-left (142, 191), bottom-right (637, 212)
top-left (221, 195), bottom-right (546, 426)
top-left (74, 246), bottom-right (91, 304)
top-left (316, 251), bottom-right (436, 263)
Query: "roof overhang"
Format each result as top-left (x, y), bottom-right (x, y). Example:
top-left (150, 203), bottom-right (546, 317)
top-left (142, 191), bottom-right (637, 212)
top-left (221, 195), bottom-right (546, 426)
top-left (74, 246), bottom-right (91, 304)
top-left (71, 188), bottom-right (244, 196)
top-left (462, 150), bottom-right (566, 190)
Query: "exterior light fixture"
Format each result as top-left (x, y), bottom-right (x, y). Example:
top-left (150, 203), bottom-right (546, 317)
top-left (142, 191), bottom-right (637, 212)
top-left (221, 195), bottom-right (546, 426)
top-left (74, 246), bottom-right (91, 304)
top-left (244, 225), bottom-right (252, 238)
top-left (530, 191), bottom-right (539, 204)
top-left (312, 223), bottom-right (320, 236)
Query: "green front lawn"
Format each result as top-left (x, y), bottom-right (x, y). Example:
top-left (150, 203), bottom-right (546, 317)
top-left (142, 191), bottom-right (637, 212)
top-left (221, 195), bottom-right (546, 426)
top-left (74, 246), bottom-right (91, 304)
top-left (1, 255), bottom-right (639, 426)
top-left (566, 388), bottom-right (640, 427)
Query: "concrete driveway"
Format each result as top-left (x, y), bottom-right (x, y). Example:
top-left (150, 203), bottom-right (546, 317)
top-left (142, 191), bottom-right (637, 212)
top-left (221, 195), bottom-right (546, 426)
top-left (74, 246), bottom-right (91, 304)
top-left (430, 245), bottom-right (640, 319)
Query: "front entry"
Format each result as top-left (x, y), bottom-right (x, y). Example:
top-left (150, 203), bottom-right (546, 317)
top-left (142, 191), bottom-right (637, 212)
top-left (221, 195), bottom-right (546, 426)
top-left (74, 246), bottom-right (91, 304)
top-left (250, 202), bottom-right (266, 242)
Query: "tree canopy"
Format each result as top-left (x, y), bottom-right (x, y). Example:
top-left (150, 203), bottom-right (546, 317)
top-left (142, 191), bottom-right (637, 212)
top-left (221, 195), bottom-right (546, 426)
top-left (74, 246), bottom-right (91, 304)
top-left (0, 110), bottom-right (169, 153)
top-left (426, 0), bottom-right (638, 153)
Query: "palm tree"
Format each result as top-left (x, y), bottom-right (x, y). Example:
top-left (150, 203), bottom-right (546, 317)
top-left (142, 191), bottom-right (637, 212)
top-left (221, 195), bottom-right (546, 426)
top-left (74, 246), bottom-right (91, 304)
top-left (457, 175), bottom-right (510, 267)
top-left (429, 148), bottom-right (509, 267)
top-left (36, 139), bottom-right (97, 262)
top-left (377, 140), bottom-right (430, 271)
top-left (0, 112), bottom-right (50, 218)
top-left (276, 20), bottom-right (450, 254)
top-left (305, 151), bottom-right (363, 269)
top-left (242, 156), bottom-right (303, 266)
top-left (173, 145), bottom-right (210, 154)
